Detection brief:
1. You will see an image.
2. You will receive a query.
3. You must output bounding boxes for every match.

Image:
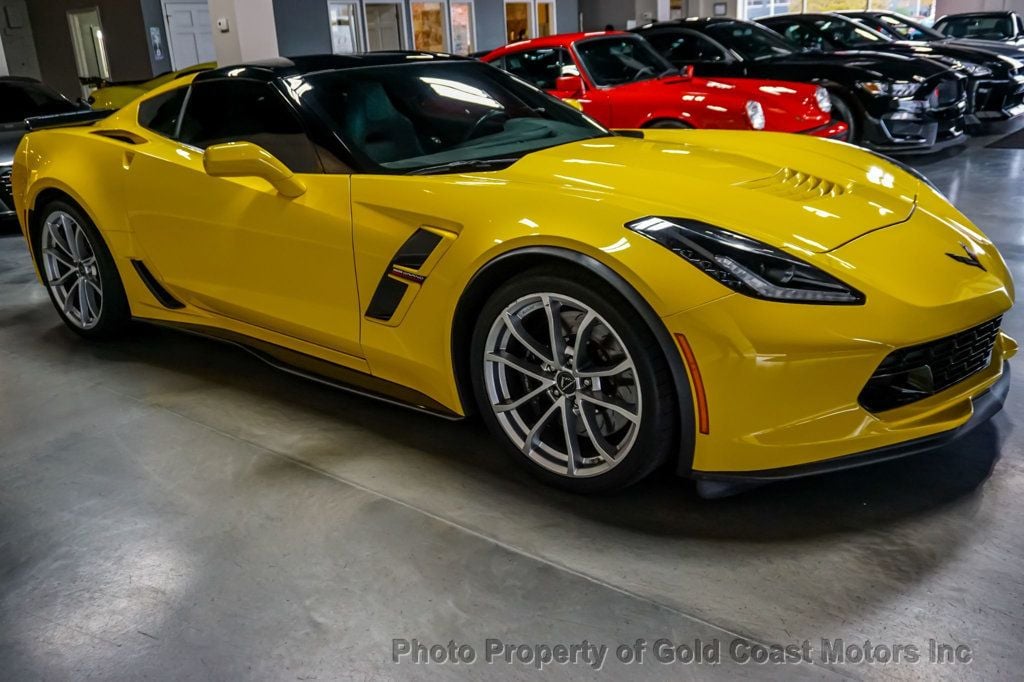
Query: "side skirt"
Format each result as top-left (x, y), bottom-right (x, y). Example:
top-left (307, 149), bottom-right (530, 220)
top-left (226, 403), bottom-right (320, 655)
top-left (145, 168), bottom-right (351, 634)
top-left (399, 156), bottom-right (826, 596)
top-left (136, 318), bottom-right (463, 421)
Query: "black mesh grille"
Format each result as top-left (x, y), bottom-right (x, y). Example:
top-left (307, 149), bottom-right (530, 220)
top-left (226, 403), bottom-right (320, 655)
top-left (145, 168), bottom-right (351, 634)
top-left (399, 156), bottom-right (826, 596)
top-left (859, 316), bottom-right (1002, 413)
top-left (0, 168), bottom-right (12, 212)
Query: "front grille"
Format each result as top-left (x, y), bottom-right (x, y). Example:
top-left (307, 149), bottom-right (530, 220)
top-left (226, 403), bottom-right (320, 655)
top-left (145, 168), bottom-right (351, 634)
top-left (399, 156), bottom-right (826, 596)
top-left (0, 167), bottom-right (12, 212)
top-left (859, 316), bottom-right (1002, 413)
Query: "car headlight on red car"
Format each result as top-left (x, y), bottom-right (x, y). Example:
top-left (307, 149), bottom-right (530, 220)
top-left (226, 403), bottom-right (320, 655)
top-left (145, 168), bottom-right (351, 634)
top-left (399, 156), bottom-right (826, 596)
top-left (626, 217), bottom-right (865, 305)
top-left (815, 86), bottom-right (832, 113)
top-left (745, 100), bottom-right (765, 130)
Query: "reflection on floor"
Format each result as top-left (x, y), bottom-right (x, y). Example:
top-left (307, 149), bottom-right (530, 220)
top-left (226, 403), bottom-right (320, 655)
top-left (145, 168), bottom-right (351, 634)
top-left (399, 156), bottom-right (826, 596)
top-left (1, 130), bottom-right (1023, 680)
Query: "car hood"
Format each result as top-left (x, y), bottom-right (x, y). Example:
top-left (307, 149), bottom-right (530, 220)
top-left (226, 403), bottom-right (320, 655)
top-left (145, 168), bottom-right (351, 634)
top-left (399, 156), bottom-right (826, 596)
top-left (946, 38), bottom-right (1024, 59)
top-left (498, 130), bottom-right (917, 253)
top-left (764, 49), bottom-right (955, 80)
top-left (891, 40), bottom-right (1013, 74)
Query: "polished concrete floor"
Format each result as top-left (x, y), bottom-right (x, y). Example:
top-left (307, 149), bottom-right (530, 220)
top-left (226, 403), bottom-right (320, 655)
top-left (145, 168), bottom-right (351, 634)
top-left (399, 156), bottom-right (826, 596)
top-left (2, 135), bottom-right (1024, 681)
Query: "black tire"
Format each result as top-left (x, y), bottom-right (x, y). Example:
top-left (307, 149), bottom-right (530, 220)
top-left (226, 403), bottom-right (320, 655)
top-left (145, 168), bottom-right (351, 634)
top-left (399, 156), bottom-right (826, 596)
top-left (31, 199), bottom-right (130, 340)
top-left (646, 119), bottom-right (692, 129)
top-left (829, 92), bottom-right (859, 143)
top-left (470, 266), bottom-right (679, 493)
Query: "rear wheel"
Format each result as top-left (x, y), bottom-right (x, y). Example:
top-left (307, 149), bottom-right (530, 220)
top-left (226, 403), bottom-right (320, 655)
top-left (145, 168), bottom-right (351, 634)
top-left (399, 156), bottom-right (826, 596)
top-left (32, 200), bottom-right (130, 339)
top-left (470, 269), bottom-right (678, 493)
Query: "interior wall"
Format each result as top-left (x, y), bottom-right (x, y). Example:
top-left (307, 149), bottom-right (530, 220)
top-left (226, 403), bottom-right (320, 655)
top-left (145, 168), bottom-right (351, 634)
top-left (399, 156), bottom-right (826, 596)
top-left (139, 0), bottom-right (173, 74)
top-left (25, 0), bottom-right (152, 97)
top-left (0, 0), bottom-right (40, 78)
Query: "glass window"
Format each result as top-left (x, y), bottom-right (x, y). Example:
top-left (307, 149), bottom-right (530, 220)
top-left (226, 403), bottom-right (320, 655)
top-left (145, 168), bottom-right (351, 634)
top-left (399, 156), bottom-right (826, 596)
top-left (936, 15), bottom-right (1015, 40)
top-left (0, 81), bottom-right (78, 124)
top-left (328, 1), bottom-right (362, 54)
top-left (537, 1), bottom-right (556, 38)
top-left (177, 80), bottom-right (320, 173)
top-left (412, 1), bottom-right (447, 51)
top-left (763, 19), bottom-right (828, 51)
top-left (810, 17), bottom-right (889, 48)
top-left (299, 61), bottom-right (607, 172)
top-left (874, 14), bottom-right (943, 41)
top-left (575, 36), bottom-right (675, 87)
top-left (701, 21), bottom-right (794, 60)
top-left (505, 2), bottom-right (532, 42)
top-left (137, 87), bottom-right (188, 138)
top-left (500, 47), bottom-right (571, 89)
top-left (645, 31), bottom-right (728, 63)
top-left (450, 2), bottom-right (475, 55)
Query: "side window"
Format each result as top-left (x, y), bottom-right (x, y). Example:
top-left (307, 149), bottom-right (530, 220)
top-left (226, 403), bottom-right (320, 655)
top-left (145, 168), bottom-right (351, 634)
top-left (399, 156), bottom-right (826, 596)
top-left (500, 48), bottom-right (570, 90)
top-left (137, 87), bottom-right (187, 138)
top-left (775, 21), bottom-right (822, 51)
top-left (177, 79), bottom-right (321, 173)
top-left (646, 32), bottom-right (702, 62)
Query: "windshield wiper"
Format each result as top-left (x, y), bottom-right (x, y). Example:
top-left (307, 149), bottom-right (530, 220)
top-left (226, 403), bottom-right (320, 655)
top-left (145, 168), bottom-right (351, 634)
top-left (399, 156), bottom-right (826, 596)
top-left (407, 157), bottom-right (521, 176)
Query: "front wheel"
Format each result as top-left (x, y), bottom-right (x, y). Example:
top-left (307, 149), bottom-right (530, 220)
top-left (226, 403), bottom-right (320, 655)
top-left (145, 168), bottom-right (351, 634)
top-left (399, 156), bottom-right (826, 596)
top-left (829, 93), bottom-right (859, 143)
top-left (32, 200), bottom-right (130, 339)
top-left (470, 268), bottom-right (679, 493)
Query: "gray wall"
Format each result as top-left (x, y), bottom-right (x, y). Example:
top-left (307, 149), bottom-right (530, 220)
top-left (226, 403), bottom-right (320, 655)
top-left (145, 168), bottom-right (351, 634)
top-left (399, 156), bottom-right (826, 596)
top-left (272, 0), bottom-right (581, 57)
top-left (26, 0), bottom-right (154, 97)
top-left (0, 0), bottom-right (40, 78)
top-left (272, 0), bottom-right (331, 56)
top-left (936, 0), bottom-right (1024, 14)
top-left (579, 0), bottom-right (634, 30)
top-left (139, 0), bottom-right (172, 75)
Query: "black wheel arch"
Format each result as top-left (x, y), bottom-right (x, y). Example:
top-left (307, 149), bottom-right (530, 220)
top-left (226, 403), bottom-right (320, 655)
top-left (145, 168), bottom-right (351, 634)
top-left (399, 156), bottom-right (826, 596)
top-left (451, 246), bottom-right (697, 475)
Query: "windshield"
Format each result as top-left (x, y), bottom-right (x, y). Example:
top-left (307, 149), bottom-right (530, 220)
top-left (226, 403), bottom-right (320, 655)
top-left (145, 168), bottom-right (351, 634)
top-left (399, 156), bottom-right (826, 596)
top-left (0, 81), bottom-right (77, 124)
top-left (936, 15), bottom-right (1014, 40)
top-left (702, 21), bottom-right (795, 60)
top-left (870, 14), bottom-right (944, 40)
top-left (575, 36), bottom-right (676, 86)
top-left (812, 17), bottom-right (891, 48)
top-left (299, 61), bottom-right (608, 173)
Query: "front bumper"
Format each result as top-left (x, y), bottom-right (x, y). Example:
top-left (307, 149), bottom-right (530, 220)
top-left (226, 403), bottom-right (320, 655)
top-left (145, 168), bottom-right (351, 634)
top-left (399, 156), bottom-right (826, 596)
top-left (694, 363), bottom-right (1009, 485)
top-left (801, 120), bottom-right (849, 140)
top-left (863, 86), bottom-right (969, 153)
top-left (966, 76), bottom-right (1024, 128)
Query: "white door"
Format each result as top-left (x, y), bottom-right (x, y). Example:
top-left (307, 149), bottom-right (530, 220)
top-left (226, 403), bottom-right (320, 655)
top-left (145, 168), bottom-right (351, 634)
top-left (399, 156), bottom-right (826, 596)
top-left (365, 3), bottom-right (403, 51)
top-left (164, 1), bottom-right (215, 70)
top-left (328, 1), bottom-right (362, 54)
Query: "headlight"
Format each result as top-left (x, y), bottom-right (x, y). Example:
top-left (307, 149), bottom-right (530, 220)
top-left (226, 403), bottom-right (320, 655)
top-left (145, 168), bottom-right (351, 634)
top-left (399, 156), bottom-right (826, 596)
top-left (858, 81), bottom-right (919, 98)
top-left (961, 62), bottom-right (993, 77)
top-left (745, 100), bottom-right (765, 130)
top-left (815, 86), bottom-right (832, 113)
top-left (625, 217), bottom-right (865, 305)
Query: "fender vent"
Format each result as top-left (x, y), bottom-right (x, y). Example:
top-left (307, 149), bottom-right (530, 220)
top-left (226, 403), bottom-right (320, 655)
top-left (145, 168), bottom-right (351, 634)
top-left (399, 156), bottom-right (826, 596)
top-left (737, 168), bottom-right (845, 200)
top-left (365, 228), bottom-right (444, 322)
top-left (131, 259), bottom-right (184, 309)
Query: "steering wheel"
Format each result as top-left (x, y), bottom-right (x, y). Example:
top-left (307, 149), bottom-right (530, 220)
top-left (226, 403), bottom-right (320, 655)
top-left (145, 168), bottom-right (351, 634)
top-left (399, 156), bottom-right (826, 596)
top-left (461, 110), bottom-right (510, 143)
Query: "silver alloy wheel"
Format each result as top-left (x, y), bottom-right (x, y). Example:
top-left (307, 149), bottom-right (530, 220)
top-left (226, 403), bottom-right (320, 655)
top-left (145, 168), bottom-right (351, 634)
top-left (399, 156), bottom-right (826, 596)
top-left (483, 293), bottom-right (642, 478)
top-left (41, 210), bottom-right (103, 330)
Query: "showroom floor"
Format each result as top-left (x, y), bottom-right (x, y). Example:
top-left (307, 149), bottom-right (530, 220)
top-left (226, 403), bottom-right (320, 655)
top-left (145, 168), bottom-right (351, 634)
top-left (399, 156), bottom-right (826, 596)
top-left (2, 132), bottom-right (1024, 681)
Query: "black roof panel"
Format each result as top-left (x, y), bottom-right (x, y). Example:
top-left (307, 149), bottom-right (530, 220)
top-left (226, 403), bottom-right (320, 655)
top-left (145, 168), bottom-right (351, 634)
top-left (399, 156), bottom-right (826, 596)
top-left (194, 52), bottom-right (469, 83)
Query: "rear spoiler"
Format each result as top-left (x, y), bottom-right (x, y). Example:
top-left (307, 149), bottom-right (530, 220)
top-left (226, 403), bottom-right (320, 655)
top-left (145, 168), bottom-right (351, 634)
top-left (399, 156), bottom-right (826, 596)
top-left (24, 109), bottom-right (115, 131)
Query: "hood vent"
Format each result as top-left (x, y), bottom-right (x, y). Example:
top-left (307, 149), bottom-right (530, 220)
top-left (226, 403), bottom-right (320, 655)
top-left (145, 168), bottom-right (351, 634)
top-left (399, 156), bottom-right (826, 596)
top-left (736, 167), bottom-right (845, 200)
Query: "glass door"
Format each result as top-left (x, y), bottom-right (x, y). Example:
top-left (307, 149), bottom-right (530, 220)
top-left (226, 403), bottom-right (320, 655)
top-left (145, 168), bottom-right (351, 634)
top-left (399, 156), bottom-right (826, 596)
top-left (67, 7), bottom-right (110, 97)
top-left (365, 2), bottom-right (405, 51)
top-left (412, 1), bottom-right (447, 52)
top-left (505, 2), bottom-right (532, 42)
top-left (537, 0), bottom-right (555, 37)
top-left (450, 1), bottom-right (475, 55)
top-left (328, 1), bottom-right (363, 54)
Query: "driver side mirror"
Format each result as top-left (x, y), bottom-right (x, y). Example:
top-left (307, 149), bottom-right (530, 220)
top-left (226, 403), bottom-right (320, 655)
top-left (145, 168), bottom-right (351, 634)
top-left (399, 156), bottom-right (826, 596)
top-left (681, 65), bottom-right (695, 79)
top-left (555, 75), bottom-right (585, 97)
top-left (203, 141), bottom-right (306, 198)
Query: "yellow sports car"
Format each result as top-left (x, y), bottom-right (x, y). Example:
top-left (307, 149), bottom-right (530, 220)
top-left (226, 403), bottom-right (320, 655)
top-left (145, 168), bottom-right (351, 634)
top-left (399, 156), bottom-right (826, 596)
top-left (11, 54), bottom-right (1016, 496)
top-left (87, 62), bottom-right (216, 110)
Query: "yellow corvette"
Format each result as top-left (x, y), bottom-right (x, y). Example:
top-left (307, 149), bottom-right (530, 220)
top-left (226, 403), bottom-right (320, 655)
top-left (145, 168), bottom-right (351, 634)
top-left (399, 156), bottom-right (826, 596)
top-left (87, 62), bottom-right (216, 110)
top-left (11, 54), bottom-right (1016, 495)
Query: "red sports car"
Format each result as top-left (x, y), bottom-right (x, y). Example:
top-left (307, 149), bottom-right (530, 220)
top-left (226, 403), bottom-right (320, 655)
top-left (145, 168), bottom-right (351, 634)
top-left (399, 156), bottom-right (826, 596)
top-left (482, 32), bottom-right (847, 138)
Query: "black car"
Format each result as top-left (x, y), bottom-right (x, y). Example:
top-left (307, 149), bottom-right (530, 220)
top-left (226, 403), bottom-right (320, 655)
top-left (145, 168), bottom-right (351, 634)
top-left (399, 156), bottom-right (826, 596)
top-left (841, 10), bottom-right (1024, 57)
top-left (934, 11), bottom-right (1024, 46)
top-left (635, 18), bottom-right (968, 153)
top-left (0, 77), bottom-right (85, 221)
top-left (758, 12), bottom-right (1024, 130)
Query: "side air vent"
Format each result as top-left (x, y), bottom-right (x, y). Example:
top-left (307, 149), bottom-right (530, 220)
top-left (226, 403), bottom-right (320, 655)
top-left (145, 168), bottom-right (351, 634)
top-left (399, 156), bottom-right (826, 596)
top-left (92, 129), bottom-right (147, 145)
top-left (737, 168), bottom-right (845, 200)
top-left (131, 259), bottom-right (184, 309)
top-left (365, 228), bottom-right (444, 322)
